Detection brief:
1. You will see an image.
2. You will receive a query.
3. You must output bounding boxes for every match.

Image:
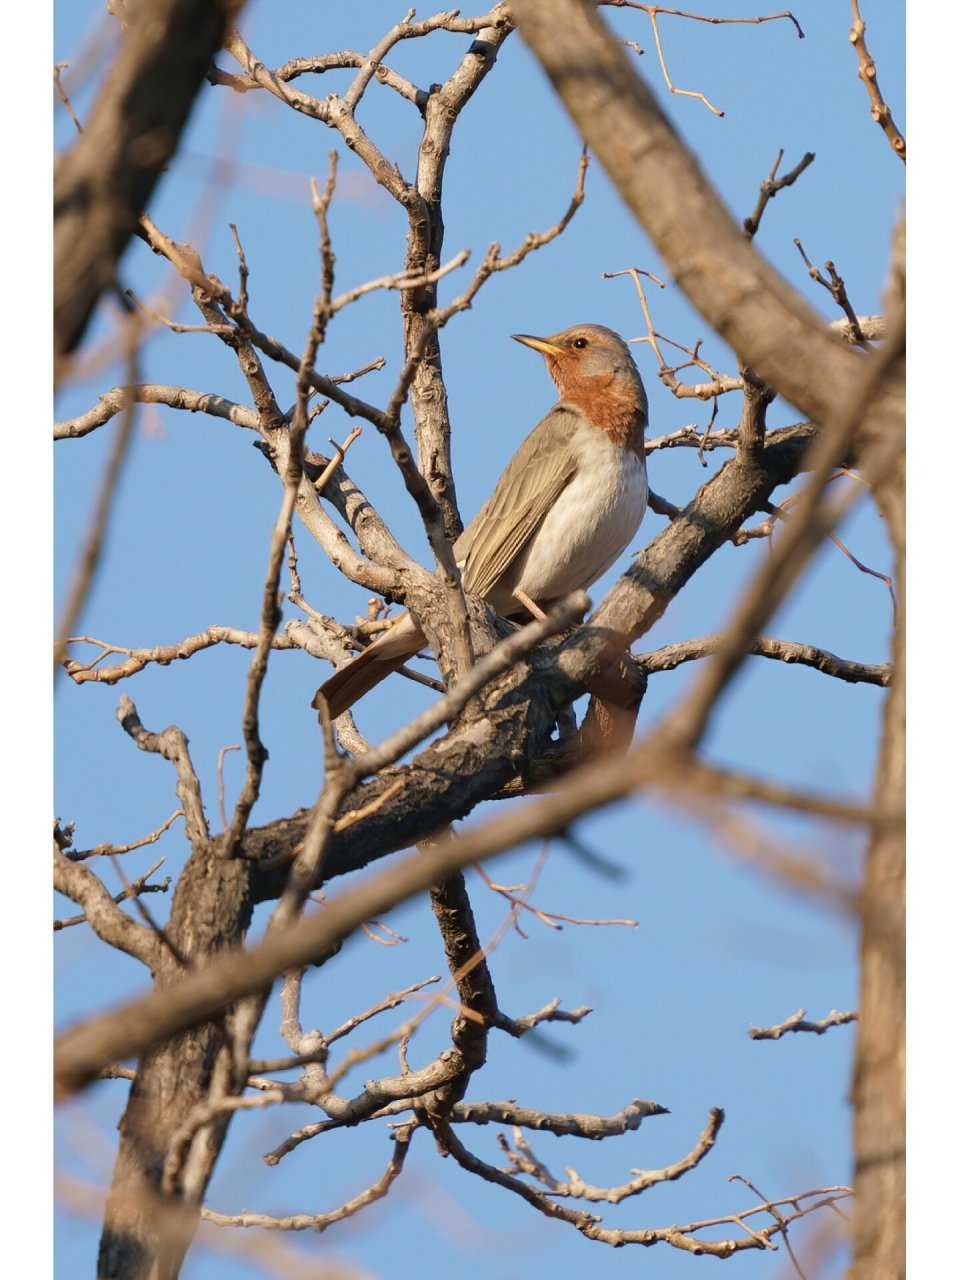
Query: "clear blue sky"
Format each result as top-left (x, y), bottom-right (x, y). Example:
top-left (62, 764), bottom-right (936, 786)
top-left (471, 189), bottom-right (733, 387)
top-left (54, 3), bottom-right (905, 1277)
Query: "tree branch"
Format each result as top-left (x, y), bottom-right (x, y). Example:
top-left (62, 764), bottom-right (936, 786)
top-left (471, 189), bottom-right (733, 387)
top-left (848, 0), bottom-right (905, 162)
top-left (54, 848), bottom-right (162, 967)
top-left (750, 1008), bottom-right (858, 1040)
top-left (636, 633), bottom-right (891, 687)
top-left (115, 695), bottom-right (209, 854)
top-left (54, 0), bottom-right (246, 360)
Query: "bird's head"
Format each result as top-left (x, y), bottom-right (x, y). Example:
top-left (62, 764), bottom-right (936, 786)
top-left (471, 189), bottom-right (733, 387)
top-left (512, 324), bottom-right (648, 442)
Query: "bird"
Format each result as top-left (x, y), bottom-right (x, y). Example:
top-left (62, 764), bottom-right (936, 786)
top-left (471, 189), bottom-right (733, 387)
top-left (315, 323), bottom-right (649, 720)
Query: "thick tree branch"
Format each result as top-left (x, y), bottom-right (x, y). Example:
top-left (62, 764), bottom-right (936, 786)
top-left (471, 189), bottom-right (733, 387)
top-left (54, 0), bottom-right (245, 360)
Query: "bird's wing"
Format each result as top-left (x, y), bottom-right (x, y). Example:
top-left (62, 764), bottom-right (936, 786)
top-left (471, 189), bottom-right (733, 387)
top-left (454, 406), bottom-right (580, 601)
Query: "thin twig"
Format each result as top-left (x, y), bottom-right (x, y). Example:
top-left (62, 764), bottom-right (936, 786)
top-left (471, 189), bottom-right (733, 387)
top-left (204, 1125), bottom-right (417, 1230)
top-left (743, 149), bottom-right (815, 239)
top-left (793, 239), bottom-right (866, 344)
top-left (54, 323), bottom-right (143, 671)
top-left (53, 63), bottom-right (84, 135)
top-left (603, 268), bottom-right (743, 399)
top-left (605, 5), bottom-right (803, 116)
top-left (750, 1008), bottom-right (858, 1040)
top-left (473, 861), bottom-right (638, 932)
top-left (64, 809), bottom-right (184, 862)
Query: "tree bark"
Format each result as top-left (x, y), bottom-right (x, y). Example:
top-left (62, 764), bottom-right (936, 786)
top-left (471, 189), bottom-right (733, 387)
top-left (97, 840), bottom-right (256, 1279)
top-left (54, 0), bottom-right (243, 360)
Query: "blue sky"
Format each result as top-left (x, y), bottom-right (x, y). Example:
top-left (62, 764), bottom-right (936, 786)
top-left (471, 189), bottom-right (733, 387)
top-left (52, 4), bottom-right (906, 1277)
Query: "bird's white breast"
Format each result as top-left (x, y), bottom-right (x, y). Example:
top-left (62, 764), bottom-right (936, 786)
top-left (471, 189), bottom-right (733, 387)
top-left (512, 422), bottom-right (647, 603)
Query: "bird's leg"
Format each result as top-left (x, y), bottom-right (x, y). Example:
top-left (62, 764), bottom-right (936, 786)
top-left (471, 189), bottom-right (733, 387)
top-left (512, 588), bottom-right (549, 621)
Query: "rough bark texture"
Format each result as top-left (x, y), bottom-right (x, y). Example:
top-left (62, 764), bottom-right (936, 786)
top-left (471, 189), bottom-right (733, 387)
top-left (54, 0), bottom-right (241, 359)
top-left (98, 842), bottom-right (257, 1279)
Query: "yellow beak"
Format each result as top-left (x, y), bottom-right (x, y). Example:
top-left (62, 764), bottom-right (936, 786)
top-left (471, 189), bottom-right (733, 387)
top-left (511, 333), bottom-right (565, 357)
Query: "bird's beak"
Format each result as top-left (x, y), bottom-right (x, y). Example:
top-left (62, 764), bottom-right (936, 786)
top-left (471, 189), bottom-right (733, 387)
top-left (511, 333), bottom-right (565, 357)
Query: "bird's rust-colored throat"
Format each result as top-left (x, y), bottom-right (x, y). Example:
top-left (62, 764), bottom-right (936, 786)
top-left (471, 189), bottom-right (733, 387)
top-left (557, 366), bottom-right (647, 450)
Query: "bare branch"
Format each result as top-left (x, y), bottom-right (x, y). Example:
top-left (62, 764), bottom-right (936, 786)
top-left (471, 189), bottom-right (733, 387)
top-left (326, 248), bottom-right (470, 316)
top-left (601, 5), bottom-right (805, 118)
top-left (347, 591), bottom-right (590, 779)
top-left (750, 1008), bottom-right (858, 1040)
top-left (794, 238), bottom-right (867, 344)
top-left (53, 62), bottom-right (84, 136)
top-left (115, 695), bottom-right (209, 853)
top-left (831, 315), bottom-right (885, 343)
top-left (848, 0), bottom-right (905, 162)
top-left (55, 8), bottom-right (902, 1271)
top-left (54, 0), bottom-right (247, 359)
top-left (495, 997), bottom-right (594, 1038)
top-left (54, 848), bottom-right (160, 967)
top-left (204, 1124), bottom-right (417, 1231)
top-left (645, 424), bottom-right (739, 453)
top-left (133, 213), bottom-right (395, 433)
top-left (210, 50), bottom-right (423, 108)
top-left (55, 859), bottom-right (172, 933)
top-left (743, 149), bottom-right (815, 240)
top-left (603, 267), bottom-right (743, 401)
top-left (498, 1106), bottom-right (723, 1203)
top-left (63, 626), bottom-right (304, 685)
top-left (54, 384), bottom-right (260, 440)
top-left (64, 810), bottom-right (184, 862)
top-left (451, 1107), bottom-right (846, 1254)
top-left (475, 861), bottom-right (638, 933)
top-left (54, 334), bottom-right (141, 671)
top-left (636, 633), bottom-right (891, 687)
top-left (221, 369), bottom-right (330, 853)
top-left (452, 1097), bottom-right (668, 1137)
top-left (603, 2), bottom-right (802, 39)
top-left (55, 713), bottom-right (873, 1094)
top-left (247, 976), bottom-right (443, 1075)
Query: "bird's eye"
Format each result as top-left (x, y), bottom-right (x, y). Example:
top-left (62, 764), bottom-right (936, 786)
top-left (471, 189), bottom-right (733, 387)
top-left (572, 337), bottom-right (588, 349)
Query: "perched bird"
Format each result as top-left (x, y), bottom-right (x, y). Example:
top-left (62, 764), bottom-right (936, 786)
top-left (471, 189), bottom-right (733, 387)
top-left (315, 324), bottom-right (648, 719)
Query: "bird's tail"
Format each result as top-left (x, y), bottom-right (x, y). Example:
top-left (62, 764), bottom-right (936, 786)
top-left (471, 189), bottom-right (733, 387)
top-left (312, 612), bottom-right (427, 720)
